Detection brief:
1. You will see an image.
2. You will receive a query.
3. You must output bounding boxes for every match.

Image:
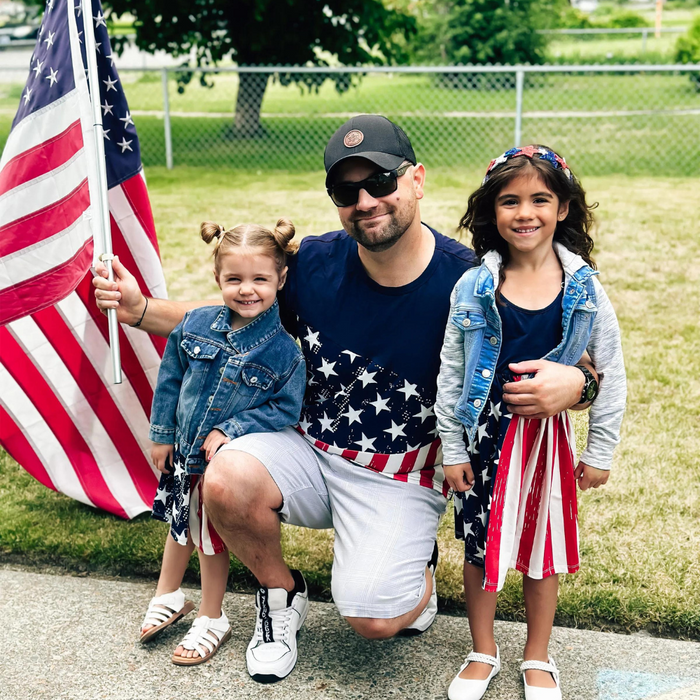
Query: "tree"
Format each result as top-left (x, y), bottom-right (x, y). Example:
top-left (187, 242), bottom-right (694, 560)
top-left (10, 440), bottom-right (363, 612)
top-left (675, 15), bottom-right (700, 91)
top-left (408, 0), bottom-right (562, 67)
top-left (103, 0), bottom-right (415, 136)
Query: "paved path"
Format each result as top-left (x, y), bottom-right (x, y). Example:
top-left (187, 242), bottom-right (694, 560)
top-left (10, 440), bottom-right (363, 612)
top-left (1, 567), bottom-right (698, 700)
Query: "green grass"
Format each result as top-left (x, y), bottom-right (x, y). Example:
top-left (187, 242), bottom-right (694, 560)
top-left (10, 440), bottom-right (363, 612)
top-left (2, 167), bottom-right (700, 639)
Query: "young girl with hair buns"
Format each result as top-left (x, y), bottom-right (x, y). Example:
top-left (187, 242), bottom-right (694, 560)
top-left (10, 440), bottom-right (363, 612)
top-left (141, 219), bottom-right (306, 666)
top-left (436, 146), bottom-right (626, 700)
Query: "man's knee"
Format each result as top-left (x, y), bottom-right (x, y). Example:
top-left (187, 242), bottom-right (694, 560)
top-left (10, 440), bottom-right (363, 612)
top-left (345, 616), bottom-right (403, 640)
top-left (203, 450), bottom-right (280, 516)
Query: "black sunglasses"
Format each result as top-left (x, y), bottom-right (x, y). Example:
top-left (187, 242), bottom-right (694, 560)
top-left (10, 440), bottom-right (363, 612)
top-left (327, 163), bottom-right (412, 207)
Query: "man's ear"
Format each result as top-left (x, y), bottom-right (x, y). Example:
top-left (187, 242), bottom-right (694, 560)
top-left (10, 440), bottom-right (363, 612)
top-left (411, 163), bottom-right (426, 201)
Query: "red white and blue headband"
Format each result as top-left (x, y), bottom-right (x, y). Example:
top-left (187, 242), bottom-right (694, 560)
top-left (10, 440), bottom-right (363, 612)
top-left (482, 145), bottom-right (572, 185)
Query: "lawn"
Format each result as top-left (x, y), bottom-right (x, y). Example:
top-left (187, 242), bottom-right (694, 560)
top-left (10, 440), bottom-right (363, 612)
top-left (1, 166), bottom-right (699, 639)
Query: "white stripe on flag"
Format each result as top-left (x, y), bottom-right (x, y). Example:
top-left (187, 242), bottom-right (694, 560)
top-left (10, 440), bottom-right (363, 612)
top-left (549, 416), bottom-right (572, 573)
top-left (0, 210), bottom-right (93, 291)
top-left (0, 363), bottom-right (93, 507)
top-left (55, 293), bottom-right (156, 463)
top-left (0, 89), bottom-right (81, 170)
top-left (0, 148), bottom-right (88, 227)
top-left (122, 324), bottom-right (163, 391)
top-left (109, 181), bottom-right (168, 299)
top-left (499, 422), bottom-right (523, 590)
top-left (8, 316), bottom-right (148, 518)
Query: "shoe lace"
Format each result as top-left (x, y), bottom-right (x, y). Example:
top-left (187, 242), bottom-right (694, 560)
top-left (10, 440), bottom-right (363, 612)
top-left (255, 601), bottom-right (294, 644)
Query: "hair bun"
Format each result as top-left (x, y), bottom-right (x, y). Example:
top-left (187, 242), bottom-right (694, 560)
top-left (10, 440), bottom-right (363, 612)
top-left (201, 221), bottom-right (226, 245)
top-left (273, 217), bottom-right (298, 254)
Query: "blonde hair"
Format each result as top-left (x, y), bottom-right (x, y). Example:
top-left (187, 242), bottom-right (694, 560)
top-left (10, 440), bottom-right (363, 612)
top-left (200, 218), bottom-right (298, 273)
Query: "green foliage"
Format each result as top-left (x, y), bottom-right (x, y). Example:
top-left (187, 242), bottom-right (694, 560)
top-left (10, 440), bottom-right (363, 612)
top-left (594, 10), bottom-right (650, 29)
top-left (675, 14), bottom-right (700, 62)
top-left (409, 0), bottom-right (557, 66)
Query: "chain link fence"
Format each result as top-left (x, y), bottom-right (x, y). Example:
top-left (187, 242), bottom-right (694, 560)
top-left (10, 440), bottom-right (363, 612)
top-left (1, 64), bottom-right (699, 176)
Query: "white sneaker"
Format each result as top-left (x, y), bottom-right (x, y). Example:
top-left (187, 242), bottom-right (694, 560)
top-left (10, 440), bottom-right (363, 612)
top-left (448, 647), bottom-right (501, 700)
top-left (246, 571), bottom-right (309, 683)
top-left (401, 542), bottom-right (438, 636)
top-left (521, 656), bottom-right (562, 700)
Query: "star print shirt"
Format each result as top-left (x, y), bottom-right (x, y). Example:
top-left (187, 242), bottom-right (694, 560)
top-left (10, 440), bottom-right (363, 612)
top-left (279, 227), bottom-right (477, 495)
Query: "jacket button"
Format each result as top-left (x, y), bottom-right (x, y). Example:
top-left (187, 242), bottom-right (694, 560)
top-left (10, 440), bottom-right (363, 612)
top-left (462, 318), bottom-right (471, 327)
top-left (474, 399), bottom-right (482, 408)
top-left (586, 300), bottom-right (594, 308)
top-left (207, 396), bottom-right (213, 403)
top-left (482, 369), bottom-right (491, 378)
top-left (251, 376), bottom-right (258, 384)
top-left (489, 336), bottom-right (498, 346)
top-left (194, 346), bottom-right (201, 354)
top-left (219, 367), bottom-right (224, 374)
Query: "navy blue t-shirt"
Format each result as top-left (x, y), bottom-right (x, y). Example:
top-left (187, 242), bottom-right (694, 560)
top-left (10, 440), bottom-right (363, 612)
top-left (279, 226), bottom-right (477, 490)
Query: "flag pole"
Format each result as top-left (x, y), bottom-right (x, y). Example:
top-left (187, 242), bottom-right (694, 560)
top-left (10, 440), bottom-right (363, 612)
top-left (81, 0), bottom-right (122, 384)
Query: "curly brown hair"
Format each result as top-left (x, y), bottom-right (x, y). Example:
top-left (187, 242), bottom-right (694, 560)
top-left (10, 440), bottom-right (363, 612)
top-left (459, 147), bottom-right (598, 301)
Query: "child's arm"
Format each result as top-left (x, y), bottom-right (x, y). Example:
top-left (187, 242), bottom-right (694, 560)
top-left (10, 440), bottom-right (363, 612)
top-left (211, 355), bottom-right (306, 442)
top-left (579, 279), bottom-right (627, 472)
top-left (148, 321), bottom-right (188, 446)
top-left (435, 287), bottom-right (473, 469)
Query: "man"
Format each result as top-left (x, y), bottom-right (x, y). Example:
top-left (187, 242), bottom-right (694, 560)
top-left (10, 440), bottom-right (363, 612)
top-left (94, 115), bottom-right (590, 682)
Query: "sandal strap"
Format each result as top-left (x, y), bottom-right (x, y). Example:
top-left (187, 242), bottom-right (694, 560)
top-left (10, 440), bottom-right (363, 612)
top-left (178, 615), bottom-right (230, 659)
top-left (141, 589), bottom-right (187, 628)
top-left (464, 650), bottom-right (500, 670)
top-left (521, 658), bottom-right (559, 678)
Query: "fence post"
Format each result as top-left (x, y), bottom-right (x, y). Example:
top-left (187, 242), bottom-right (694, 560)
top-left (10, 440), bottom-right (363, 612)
top-left (161, 68), bottom-right (173, 170)
top-left (514, 68), bottom-right (524, 147)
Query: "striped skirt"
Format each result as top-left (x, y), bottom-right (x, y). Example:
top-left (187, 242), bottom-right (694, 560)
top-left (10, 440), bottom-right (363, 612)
top-left (151, 446), bottom-right (226, 556)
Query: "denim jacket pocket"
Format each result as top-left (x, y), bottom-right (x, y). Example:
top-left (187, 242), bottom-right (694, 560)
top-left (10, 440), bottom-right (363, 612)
top-left (181, 336), bottom-right (221, 362)
top-left (450, 308), bottom-right (487, 332)
top-left (241, 365), bottom-right (275, 391)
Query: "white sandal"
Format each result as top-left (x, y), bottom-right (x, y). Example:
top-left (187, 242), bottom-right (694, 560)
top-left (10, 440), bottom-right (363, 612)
top-left (172, 612), bottom-right (232, 666)
top-left (139, 588), bottom-right (195, 642)
top-left (448, 646), bottom-right (500, 700)
top-left (521, 656), bottom-right (562, 700)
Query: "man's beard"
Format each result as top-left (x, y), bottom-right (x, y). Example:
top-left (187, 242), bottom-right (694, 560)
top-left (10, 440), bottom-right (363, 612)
top-left (345, 203), bottom-right (415, 253)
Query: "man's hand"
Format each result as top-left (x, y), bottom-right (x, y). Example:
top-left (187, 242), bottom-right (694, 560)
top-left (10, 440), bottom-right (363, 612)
top-left (574, 461), bottom-right (609, 491)
top-left (92, 255), bottom-right (145, 326)
top-left (151, 443), bottom-right (174, 474)
top-left (503, 360), bottom-right (585, 419)
top-left (202, 429), bottom-right (231, 461)
top-left (445, 462), bottom-right (475, 493)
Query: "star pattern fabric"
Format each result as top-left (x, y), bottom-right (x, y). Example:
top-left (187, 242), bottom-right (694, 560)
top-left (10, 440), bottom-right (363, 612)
top-left (152, 446), bottom-right (192, 546)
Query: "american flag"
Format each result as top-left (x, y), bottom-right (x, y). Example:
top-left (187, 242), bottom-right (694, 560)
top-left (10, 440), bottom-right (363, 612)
top-left (0, 0), bottom-right (166, 518)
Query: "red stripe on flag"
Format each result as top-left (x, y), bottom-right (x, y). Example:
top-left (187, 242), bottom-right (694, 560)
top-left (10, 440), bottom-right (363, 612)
top-left (0, 403), bottom-right (56, 491)
top-left (74, 274), bottom-right (155, 417)
top-left (0, 326), bottom-right (127, 517)
top-left (369, 452), bottom-right (389, 472)
top-left (0, 238), bottom-right (93, 326)
top-left (32, 306), bottom-right (157, 508)
top-left (341, 449), bottom-right (359, 461)
top-left (542, 514), bottom-right (554, 576)
top-left (558, 417), bottom-right (580, 573)
top-left (109, 212), bottom-right (167, 356)
top-left (120, 172), bottom-right (160, 255)
top-left (0, 120), bottom-right (83, 197)
top-left (419, 440), bottom-right (441, 489)
top-left (0, 178), bottom-right (90, 257)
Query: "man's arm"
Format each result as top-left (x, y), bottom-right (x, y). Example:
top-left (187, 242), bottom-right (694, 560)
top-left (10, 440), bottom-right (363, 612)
top-left (502, 358), bottom-right (598, 420)
top-left (92, 256), bottom-right (217, 338)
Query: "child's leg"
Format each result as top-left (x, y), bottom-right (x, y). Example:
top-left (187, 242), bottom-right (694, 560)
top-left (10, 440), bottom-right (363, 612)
top-left (458, 561), bottom-right (499, 681)
top-left (142, 533), bottom-right (195, 632)
top-left (522, 574), bottom-right (559, 689)
top-left (174, 548), bottom-right (230, 660)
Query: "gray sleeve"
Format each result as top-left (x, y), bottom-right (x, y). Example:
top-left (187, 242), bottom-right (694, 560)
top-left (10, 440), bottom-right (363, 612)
top-left (435, 288), bottom-right (470, 465)
top-left (579, 278), bottom-right (627, 471)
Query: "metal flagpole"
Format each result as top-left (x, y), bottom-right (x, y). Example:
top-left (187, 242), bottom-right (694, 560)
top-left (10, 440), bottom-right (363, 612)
top-left (81, 0), bottom-right (122, 384)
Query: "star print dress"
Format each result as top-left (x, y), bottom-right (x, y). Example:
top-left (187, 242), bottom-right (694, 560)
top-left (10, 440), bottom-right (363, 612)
top-left (455, 289), bottom-right (580, 592)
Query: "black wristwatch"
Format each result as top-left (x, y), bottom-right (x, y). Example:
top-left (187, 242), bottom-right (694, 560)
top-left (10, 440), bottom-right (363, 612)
top-left (575, 365), bottom-right (599, 404)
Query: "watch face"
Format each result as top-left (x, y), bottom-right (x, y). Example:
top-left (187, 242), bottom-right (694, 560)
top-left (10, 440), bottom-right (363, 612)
top-left (586, 380), bottom-right (599, 402)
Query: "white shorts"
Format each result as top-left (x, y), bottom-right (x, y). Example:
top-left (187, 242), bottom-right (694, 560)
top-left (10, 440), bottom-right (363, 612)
top-left (218, 427), bottom-right (446, 619)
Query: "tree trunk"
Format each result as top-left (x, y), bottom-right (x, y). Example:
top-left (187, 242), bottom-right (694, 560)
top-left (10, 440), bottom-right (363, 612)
top-left (233, 72), bottom-right (269, 137)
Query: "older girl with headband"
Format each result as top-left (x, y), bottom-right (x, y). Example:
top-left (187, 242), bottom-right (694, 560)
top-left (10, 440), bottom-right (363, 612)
top-left (436, 146), bottom-right (626, 700)
top-left (140, 219), bottom-right (306, 666)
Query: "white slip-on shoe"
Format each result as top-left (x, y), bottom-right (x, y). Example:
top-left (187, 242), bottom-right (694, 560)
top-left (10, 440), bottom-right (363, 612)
top-left (401, 541), bottom-right (439, 636)
top-left (246, 570), bottom-right (309, 683)
top-left (448, 646), bottom-right (501, 700)
top-left (521, 656), bottom-right (562, 700)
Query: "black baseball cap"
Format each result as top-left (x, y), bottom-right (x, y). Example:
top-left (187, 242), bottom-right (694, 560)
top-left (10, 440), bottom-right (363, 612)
top-left (324, 115), bottom-right (417, 187)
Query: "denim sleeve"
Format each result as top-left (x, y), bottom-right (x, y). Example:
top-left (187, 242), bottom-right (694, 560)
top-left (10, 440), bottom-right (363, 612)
top-left (148, 321), bottom-right (187, 444)
top-left (580, 278), bottom-right (627, 471)
top-left (435, 287), bottom-right (471, 466)
top-left (214, 355), bottom-right (306, 439)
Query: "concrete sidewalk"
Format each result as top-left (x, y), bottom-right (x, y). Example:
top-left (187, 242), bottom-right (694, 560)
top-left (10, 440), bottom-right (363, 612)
top-left (1, 567), bottom-right (698, 700)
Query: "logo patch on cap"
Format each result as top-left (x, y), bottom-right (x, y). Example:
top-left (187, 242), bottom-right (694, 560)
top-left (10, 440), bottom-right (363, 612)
top-left (343, 129), bottom-right (364, 148)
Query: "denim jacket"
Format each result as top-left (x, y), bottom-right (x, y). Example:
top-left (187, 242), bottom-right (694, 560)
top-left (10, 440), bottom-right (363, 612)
top-left (149, 300), bottom-right (306, 474)
top-left (435, 242), bottom-right (626, 471)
